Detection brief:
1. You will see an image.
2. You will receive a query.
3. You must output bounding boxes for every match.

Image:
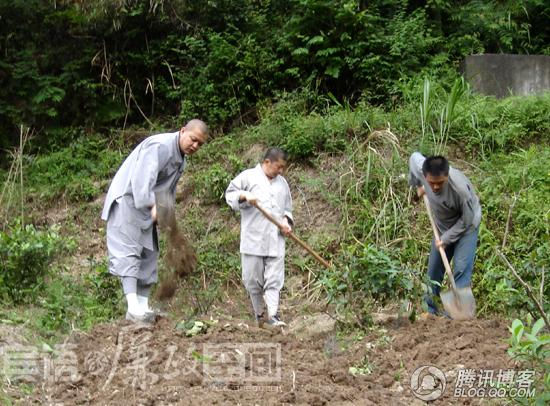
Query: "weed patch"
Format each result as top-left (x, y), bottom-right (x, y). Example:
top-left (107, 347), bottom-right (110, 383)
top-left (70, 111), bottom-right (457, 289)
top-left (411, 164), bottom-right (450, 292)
top-left (26, 135), bottom-right (123, 202)
top-left (0, 221), bottom-right (66, 304)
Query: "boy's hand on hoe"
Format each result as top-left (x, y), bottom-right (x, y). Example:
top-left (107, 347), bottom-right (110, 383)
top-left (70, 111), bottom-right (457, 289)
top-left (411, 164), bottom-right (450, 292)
top-left (281, 218), bottom-right (292, 237)
top-left (240, 191), bottom-right (258, 205)
top-left (151, 204), bottom-right (157, 223)
top-left (417, 186), bottom-right (425, 198)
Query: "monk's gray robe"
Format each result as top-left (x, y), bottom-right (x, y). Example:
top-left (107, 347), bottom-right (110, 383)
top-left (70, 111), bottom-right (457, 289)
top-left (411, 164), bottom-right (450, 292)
top-left (101, 131), bottom-right (186, 283)
top-left (225, 164), bottom-right (293, 317)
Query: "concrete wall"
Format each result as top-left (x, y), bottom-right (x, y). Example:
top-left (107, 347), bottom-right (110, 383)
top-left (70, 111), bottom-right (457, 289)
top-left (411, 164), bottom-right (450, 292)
top-left (463, 54), bottom-right (550, 98)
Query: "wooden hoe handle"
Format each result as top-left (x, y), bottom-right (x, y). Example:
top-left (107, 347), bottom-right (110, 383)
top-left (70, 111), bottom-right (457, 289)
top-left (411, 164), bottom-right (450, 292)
top-left (423, 194), bottom-right (457, 291)
top-left (252, 202), bottom-right (331, 269)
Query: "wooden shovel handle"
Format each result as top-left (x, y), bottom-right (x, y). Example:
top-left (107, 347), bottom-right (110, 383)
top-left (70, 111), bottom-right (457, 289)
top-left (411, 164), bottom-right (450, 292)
top-left (251, 201), bottom-right (331, 269)
top-left (422, 194), bottom-right (457, 291)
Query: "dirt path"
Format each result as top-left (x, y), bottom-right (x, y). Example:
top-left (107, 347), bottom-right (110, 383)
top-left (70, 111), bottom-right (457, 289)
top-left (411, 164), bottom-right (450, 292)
top-left (21, 312), bottom-right (513, 405)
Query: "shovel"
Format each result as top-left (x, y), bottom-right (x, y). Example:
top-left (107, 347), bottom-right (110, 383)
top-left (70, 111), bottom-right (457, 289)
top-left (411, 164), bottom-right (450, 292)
top-left (251, 201), bottom-right (331, 269)
top-left (423, 194), bottom-right (476, 320)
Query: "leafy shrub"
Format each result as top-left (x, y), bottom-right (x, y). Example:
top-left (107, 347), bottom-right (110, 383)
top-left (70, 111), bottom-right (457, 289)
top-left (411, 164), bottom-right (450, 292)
top-left (26, 135), bottom-right (122, 201)
top-left (38, 259), bottom-right (123, 333)
top-left (474, 146), bottom-right (550, 315)
top-left (193, 154), bottom-right (245, 203)
top-left (508, 317), bottom-right (550, 405)
top-left (83, 258), bottom-right (124, 322)
top-left (38, 278), bottom-right (74, 331)
top-left (319, 243), bottom-right (416, 326)
top-left (0, 222), bottom-right (64, 304)
top-left (2, 0), bottom-right (549, 149)
top-left (456, 93), bottom-right (550, 154)
top-left (283, 112), bottom-right (349, 159)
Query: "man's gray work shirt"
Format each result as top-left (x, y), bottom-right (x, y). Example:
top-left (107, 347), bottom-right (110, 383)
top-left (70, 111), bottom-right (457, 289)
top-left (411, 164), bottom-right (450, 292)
top-left (225, 164), bottom-right (293, 257)
top-left (101, 131), bottom-right (186, 250)
top-left (409, 152), bottom-right (481, 245)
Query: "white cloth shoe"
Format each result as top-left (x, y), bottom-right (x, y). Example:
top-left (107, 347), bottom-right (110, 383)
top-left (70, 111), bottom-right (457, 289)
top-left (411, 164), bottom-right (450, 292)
top-left (125, 311), bottom-right (154, 324)
top-left (265, 314), bottom-right (286, 328)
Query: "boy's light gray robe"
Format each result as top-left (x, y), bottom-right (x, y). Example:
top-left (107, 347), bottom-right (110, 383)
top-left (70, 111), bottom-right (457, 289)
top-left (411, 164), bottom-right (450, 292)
top-left (225, 164), bottom-right (293, 317)
top-left (101, 131), bottom-right (186, 282)
top-left (225, 164), bottom-right (293, 257)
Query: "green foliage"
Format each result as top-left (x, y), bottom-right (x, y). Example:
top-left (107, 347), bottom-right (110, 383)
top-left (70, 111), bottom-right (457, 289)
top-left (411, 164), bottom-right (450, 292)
top-left (26, 135), bottom-right (123, 201)
top-left (250, 91), bottom-right (369, 160)
top-left (418, 77), bottom-right (469, 154)
top-left (0, 221), bottom-right (65, 304)
top-left (38, 259), bottom-right (123, 333)
top-left (0, 0), bottom-right (113, 149)
top-left (404, 78), bottom-right (550, 157)
top-left (454, 93), bottom-right (550, 155)
top-left (446, 0), bottom-right (550, 55)
top-left (319, 243), bottom-right (416, 326)
top-left (83, 258), bottom-right (124, 322)
top-left (193, 153), bottom-right (245, 203)
top-left (508, 317), bottom-right (550, 404)
top-left (2, 0), bottom-right (549, 150)
top-left (474, 146), bottom-right (550, 316)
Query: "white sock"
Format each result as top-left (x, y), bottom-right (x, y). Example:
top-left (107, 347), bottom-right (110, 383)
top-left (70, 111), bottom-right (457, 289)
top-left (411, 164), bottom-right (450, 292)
top-left (126, 293), bottom-right (144, 316)
top-left (137, 295), bottom-right (151, 313)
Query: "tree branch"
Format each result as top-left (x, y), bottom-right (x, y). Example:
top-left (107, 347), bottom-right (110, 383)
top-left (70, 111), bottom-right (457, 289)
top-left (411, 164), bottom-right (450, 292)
top-left (496, 249), bottom-right (549, 329)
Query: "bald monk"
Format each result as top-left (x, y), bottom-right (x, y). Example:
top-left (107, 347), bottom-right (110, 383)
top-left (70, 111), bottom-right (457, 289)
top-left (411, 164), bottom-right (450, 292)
top-left (101, 119), bottom-right (208, 322)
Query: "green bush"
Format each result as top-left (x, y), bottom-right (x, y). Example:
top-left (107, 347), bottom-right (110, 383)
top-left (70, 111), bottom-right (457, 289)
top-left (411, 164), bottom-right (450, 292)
top-left (193, 154), bottom-right (245, 203)
top-left (474, 146), bottom-right (550, 315)
top-left (38, 259), bottom-right (123, 333)
top-left (508, 317), bottom-right (550, 405)
top-left (0, 222), bottom-right (64, 304)
top-left (319, 243), bottom-right (416, 326)
top-left (2, 0), bottom-right (549, 149)
top-left (455, 93), bottom-right (550, 154)
top-left (26, 135), bottom-right (123, 201)
top-left (83, 258), bottom-right (124, 322)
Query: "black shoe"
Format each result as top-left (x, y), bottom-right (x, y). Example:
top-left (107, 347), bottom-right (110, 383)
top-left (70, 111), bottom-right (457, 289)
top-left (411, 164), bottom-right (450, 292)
top-left (255, 313), bottom-right (265, 328)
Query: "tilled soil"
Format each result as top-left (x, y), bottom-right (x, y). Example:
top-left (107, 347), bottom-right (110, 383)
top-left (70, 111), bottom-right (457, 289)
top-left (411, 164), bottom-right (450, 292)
top-left (20, 314), bottom-right (514, 405)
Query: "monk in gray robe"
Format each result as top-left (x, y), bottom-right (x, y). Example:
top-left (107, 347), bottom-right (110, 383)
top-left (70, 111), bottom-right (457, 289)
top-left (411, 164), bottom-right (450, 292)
top-left (101, 119), bottom-right (208, 322)
top-left (225, 147), bottom-right (293, 328)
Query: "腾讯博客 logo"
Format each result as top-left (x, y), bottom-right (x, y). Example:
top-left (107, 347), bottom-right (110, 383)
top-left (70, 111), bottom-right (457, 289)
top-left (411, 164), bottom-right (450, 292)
top-left (410, 365), bottom-right (446, 401)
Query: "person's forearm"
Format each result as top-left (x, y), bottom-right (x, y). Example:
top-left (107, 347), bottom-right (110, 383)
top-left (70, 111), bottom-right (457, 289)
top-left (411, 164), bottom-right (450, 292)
top-left (440, 219), bottom-right (466, 245)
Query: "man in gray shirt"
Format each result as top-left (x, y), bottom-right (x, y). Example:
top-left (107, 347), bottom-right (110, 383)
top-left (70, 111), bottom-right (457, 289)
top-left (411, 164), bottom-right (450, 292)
top-left (102, 119), bottom-right (208, 322)
top-left (409, 152), bottom-right (481, 316)
top-left (225, 147), bottom-right (293, 328)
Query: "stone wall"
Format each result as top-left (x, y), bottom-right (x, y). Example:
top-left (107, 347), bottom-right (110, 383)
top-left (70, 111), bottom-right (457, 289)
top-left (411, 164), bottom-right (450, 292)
top-left (463, 54), bottom-right (550, 98)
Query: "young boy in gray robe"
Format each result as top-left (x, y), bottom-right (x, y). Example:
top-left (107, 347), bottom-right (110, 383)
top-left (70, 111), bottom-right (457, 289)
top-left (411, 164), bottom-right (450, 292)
top-left (101, 119), bottom-right (208, 322)
top-left (225, 148), bottom-right (293, 328)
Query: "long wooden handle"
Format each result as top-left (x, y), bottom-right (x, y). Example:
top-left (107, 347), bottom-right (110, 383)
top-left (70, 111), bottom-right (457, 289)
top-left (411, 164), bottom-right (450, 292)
top-left (252, 202), bottom-right (331, 269)
top-left (423, 194), bottom-right (457, 291)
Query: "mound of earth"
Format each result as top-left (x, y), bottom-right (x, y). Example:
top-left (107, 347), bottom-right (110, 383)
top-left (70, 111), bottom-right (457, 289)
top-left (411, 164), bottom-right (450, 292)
top-left (21, 314), bottom-right (513, 405)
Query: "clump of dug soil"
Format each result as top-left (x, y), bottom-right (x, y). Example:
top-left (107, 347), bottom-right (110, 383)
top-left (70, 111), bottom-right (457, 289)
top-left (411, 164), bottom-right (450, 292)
top-left (156, 194), bottom-right (197, 300)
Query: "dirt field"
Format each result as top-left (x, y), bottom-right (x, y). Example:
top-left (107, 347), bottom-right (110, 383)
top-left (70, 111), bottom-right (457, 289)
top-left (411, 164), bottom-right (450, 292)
top-left (3, 174), bottom-right (518, 405)
top-left (17, 311), bottom-right (514, 405)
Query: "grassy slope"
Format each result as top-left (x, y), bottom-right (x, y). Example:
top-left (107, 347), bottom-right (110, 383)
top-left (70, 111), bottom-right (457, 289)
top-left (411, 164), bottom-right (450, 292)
top-left (1, 88), bottom-right (549, 404)
top-left (0, 88), bottom-right (549, 338)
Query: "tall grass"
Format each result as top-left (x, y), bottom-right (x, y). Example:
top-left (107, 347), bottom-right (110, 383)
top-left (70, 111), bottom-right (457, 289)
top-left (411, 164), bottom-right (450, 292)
top-left (0, 126), bottom-right (31, 230)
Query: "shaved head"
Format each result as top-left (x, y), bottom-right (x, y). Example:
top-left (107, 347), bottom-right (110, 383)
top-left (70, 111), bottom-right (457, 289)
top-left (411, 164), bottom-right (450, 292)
top-left (185, 119), bottom-right (209, 137)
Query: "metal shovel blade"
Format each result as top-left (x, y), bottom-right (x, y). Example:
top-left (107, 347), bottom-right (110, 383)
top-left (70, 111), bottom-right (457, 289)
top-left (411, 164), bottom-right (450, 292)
top-left (440, 286), bottom-right (476, 320)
